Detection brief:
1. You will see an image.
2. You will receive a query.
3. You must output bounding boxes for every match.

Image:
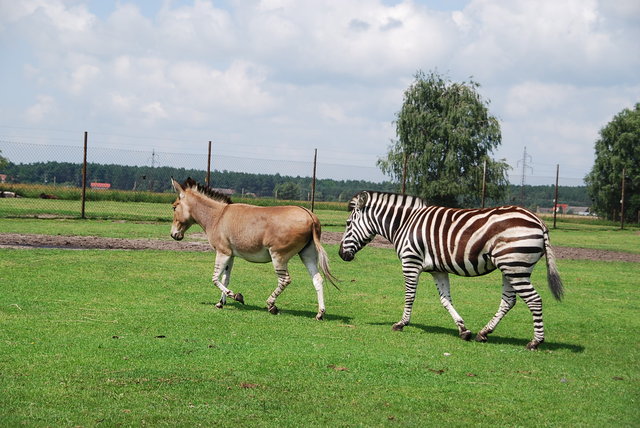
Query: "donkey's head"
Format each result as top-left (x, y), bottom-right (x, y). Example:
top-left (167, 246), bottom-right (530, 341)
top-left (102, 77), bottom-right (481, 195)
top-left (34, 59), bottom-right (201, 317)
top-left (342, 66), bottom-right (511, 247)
top-left (170, 177), bottom-right (197, 241)
top-left (339, 191), bottom-right (376, 262)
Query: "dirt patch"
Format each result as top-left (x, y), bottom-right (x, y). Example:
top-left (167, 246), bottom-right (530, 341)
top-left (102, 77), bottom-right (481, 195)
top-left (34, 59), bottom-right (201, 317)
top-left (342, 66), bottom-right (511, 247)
top-left (0, 232), bottom-right (638, 263)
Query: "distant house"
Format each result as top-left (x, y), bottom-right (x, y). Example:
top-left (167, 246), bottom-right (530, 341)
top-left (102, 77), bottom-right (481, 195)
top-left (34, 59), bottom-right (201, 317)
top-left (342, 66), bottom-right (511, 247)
top-left (90, 182), bottom-right (111, 190)
top-left (0, 174), bottom-right (6, 183)
top-left (213, 188), bottom-right (234, 196)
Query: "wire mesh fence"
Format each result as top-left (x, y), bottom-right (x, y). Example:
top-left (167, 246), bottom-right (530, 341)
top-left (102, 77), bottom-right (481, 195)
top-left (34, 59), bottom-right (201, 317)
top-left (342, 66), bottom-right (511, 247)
top-left (1, 138), bottom-right (590, 221)
top-left (0, 138), bottom-right (387, 220)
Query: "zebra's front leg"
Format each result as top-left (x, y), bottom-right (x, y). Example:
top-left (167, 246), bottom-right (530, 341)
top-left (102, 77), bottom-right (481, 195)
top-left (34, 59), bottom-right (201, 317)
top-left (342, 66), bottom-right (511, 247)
top-left (212, 254), bottom-right (243, 309)
top-left (476, 276), bottom-right (516, 343)
top-left (392, 267), bottom-right (421, 331)
top-left (266, 260), bottom-right (291, 315)
top-left (431, 272), bottom-right (472, 340)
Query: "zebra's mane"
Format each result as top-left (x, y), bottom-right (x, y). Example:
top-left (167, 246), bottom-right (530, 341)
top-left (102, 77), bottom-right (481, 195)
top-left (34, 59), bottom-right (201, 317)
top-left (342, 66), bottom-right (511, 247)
top-left (182, 177), bottom-right (233, 205)
top-left (348, 191), bottom-right (427, 211)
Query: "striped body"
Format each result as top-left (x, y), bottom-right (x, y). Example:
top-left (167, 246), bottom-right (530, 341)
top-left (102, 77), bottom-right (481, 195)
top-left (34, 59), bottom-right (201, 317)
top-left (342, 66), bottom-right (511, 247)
top-left (339, 191), bottom-right (563, 350)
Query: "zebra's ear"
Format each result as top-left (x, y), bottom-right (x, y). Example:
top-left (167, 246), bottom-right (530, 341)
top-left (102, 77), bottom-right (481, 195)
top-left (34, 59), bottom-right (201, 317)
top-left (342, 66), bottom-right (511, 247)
top-left (356, 192), bottom-right (368, 210)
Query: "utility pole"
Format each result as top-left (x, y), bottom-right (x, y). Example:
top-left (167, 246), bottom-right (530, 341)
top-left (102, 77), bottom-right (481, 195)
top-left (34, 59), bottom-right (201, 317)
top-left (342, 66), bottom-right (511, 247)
top-left (151, 149), bottom-right (157, 168)
top-left (517, 146), bottom-right (532, 206)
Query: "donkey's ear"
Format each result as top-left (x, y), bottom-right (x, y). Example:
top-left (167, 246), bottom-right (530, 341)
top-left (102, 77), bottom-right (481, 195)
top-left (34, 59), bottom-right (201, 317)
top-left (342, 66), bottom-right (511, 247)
top-left (356, 192), bottom-right (368, 209)
top-left (171, 177), bottom-right (185, 197)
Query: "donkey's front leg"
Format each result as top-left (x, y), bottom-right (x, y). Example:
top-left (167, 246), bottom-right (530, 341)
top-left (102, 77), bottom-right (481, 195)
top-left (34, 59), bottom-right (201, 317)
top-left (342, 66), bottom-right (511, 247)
top-left (212, 254), bottom-right (243, 308)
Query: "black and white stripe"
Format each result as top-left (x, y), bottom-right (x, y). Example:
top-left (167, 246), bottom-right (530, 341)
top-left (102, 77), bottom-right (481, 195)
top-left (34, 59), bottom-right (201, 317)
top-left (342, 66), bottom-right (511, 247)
top-left (339, 191), bottom-right (564, 350)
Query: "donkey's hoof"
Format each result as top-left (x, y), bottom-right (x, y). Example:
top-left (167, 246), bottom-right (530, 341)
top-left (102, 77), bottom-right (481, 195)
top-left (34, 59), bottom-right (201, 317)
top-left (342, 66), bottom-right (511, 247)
top-left (460, 330), bottom-right (473, 341)
top-left (215, 302), bottom-right (224, 309)
top-left (392, 323), bottom-right (405, 331)
top-left (234, 293), bottom-right (245, 305)
top-left (268, 305), bottom-right (279, 315)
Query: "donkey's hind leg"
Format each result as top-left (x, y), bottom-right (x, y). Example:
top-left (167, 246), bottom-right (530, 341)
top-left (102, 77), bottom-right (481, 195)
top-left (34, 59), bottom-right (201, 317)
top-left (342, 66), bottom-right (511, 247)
top-left (300, 243), bottom-right (325, 320)
top-left (212, 254), bottom-right (243, 308)
top-left (266, 256), bottom-right (291, 315)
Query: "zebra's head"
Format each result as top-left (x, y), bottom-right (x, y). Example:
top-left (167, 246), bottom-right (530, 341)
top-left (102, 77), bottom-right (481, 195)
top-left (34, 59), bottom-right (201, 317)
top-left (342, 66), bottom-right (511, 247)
top-left (339, 191), bottom-right (376, 262)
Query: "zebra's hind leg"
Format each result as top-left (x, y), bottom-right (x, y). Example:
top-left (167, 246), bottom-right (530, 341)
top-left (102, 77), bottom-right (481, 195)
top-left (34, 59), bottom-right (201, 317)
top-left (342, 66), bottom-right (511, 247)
top-left (431, 272), bottom-right (472, 340)
top-left (476, 275), bottom-right (516, 342)
top-left (516, 281), bottom-right (545, 350)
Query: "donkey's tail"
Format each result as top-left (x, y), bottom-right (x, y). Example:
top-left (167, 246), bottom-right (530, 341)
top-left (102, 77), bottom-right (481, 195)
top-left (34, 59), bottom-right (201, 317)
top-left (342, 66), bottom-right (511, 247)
top-left (311, 218), bottom-right (340, 290)
top-left (543, 229), bottom-right (564, 301)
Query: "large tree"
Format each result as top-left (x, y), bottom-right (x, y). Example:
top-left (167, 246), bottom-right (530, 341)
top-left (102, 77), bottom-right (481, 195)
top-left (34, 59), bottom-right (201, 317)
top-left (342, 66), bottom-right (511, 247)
top-left (0, 150), bottom-right (8, 171)
top-left (378, 70), bottom-right (509, 207)
top-left (585, 103), bottom-right (640, 222)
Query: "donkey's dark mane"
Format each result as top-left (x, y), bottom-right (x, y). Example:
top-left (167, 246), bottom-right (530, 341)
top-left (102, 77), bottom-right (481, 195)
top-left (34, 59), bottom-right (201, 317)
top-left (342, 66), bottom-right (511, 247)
top-left (182, 177), bottom-right (233, 205)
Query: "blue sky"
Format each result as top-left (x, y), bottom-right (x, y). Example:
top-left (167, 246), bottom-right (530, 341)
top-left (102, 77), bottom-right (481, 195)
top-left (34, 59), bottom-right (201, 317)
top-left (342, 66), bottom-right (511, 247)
top-left (1, 0), bottom-right (639, 184)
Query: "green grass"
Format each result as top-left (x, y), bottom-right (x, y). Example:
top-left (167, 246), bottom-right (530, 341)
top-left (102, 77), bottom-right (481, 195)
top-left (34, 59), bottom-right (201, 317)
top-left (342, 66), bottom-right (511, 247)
top-left (548, 223), bottom-right (640, 254)
top-left (1, 245), bottom-right (638, 427)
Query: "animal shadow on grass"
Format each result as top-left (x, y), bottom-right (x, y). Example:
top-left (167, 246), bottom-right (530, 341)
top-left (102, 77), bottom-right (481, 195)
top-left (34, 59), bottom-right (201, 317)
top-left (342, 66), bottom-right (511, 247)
top-left (200, 301), bottom-right (353, 324)
top-left (368, 322), bottom-right (585, 353)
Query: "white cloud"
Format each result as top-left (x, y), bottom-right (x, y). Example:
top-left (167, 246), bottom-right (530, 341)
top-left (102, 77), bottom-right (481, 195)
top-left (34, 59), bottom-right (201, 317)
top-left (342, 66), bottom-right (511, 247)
top-left (26, 94), bottom-right (56, 123)
top-left (1, 0), bottom-right (639, 183)
top-left (69, 64), bottom-right (101, 94)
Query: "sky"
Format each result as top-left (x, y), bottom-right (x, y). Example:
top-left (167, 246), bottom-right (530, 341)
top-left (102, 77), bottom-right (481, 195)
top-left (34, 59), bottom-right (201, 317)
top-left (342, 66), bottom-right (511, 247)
top-left (1, 0), bottom-right (639, 185)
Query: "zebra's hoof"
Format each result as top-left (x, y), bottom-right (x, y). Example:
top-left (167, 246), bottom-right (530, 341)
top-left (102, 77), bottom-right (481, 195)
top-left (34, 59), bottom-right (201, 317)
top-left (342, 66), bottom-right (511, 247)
top-left (392, 323), bottom-right (404, 331)
top-left (315, 310), bottom-right (325, 321)
top-left (215, 302), bottom-right (224, 309)
top-left (234, 293), bottom-right (245, 305)
top-left (268, 305), bottom-right (279, 315)
top-left (460, 330), bottom-right (473, 341)
top-left (525, 340), bottom-right (542, 351)
top-left (475, 332), bottom-right (488, 342)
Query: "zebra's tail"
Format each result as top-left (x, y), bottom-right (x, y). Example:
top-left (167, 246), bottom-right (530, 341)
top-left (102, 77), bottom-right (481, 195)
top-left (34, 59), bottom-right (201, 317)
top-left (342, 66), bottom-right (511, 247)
top-left (311, 218), bottom-right (340, 290)
top-left (543, 229), bottom-right (564, 301)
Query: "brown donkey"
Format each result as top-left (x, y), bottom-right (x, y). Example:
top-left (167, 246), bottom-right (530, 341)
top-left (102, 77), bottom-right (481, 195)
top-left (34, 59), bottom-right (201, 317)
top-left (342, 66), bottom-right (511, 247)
top-left (171, 178), bottom-right (337, 320)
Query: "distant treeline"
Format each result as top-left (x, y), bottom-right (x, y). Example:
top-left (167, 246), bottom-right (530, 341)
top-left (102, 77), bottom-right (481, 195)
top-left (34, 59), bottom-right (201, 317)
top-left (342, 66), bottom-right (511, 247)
top-left (2, 161), bottom-right (590, 207)
top-left (1, 161), bottom-right (396, 202)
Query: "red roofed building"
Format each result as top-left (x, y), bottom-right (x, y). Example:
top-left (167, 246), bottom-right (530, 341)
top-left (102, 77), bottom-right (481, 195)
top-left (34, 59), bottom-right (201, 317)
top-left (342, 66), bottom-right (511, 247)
top-left (90, 182), bottom-right (111, 190)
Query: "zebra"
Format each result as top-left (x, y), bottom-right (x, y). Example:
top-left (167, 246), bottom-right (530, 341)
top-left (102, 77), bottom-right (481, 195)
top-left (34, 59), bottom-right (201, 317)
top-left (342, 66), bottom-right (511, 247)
top-left (338, 191), bottom-right (564, 350)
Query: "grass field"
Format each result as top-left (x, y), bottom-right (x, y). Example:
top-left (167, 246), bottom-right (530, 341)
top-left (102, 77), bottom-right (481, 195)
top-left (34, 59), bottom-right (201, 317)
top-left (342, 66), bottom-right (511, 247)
top-left (1, 234), bottom-right (638, 426)
top-left (0, 195), bottom-right (348, 222)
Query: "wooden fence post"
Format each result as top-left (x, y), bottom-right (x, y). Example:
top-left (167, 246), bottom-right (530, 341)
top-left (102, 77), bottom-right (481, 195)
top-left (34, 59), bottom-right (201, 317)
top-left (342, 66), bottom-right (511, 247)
top-left (81, 131), bottom-right (88, 219)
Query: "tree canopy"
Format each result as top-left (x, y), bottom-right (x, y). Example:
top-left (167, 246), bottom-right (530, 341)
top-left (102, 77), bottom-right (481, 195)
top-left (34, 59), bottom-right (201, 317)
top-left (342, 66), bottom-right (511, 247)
top-left (378, 70), bottom-right (509, 207)
top-left (586, 103), bottom-right (640, 222)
